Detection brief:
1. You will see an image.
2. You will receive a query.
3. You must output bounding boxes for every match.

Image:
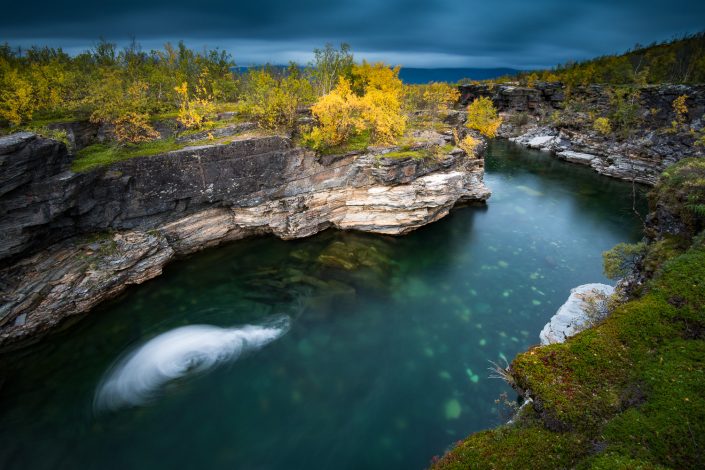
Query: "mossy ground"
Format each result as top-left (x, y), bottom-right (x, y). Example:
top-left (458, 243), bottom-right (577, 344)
top-left (71, 114), bottom-right (258, 172)
top-left (433, 241), bottom-right (705, 469)
top-left (313, 130), bottom-right (372, 156)
top-left (381, 149), bottom-right (433, 160)
top-left (72, 139), bottom-right (185, 172)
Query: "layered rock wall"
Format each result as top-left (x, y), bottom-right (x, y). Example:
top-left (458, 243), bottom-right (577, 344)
top-left (458, 83), bottom-right (705, 184)
top-left (0, 132), bottom-right (489, 348)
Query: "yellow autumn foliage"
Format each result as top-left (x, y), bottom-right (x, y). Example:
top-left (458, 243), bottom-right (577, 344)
top-left (360, 88), bottom-right (406, 145)
top-left (113, 112), bottom-right (160, 144)
top-left (593, 117), bottom-right (612, 135)
top-left (671, 94), bottom-right (689, 132)
top-left (0, 68), bottom-right (35, 126)
top-left (174, 78), bottom-right (215, 130)
top-left (453, 129), bottom-right (480, 157)
top-left (465, 96), bottom-right (502, 138)
top-left (307, 61), bottom-right (406, 150)
top-left (239, 67), bottom-right (314, 130)
top-left (307, 77), bottom-right (364, 149)
top-left (422, 82), bottom-right (460, 121)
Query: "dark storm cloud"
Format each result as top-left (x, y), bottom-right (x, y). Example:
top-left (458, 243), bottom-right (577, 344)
top-left (2, 0), bottom-right (703, 67)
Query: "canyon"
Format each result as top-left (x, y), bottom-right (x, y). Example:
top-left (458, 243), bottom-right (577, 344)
top-left (459, 82), bottom-right (705, 184)
top-left (0, 130), bottom-right (489, 348)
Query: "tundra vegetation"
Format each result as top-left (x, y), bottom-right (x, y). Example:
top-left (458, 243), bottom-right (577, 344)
top-left (0, 41), bottom-right (477, 168)
top-left (464, 96), bottom-right (502, 138)
top-left (481, 33), bottom-right (705, 144)
top-left (492, 31), bottom-right (705, 87)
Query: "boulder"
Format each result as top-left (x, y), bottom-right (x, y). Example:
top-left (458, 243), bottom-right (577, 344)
top-left (539, 283), bottom-right (615, 345)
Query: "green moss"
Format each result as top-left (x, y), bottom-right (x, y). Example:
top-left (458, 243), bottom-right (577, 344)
top-left (434, 244), bottom-right (705, 469)
top-left (582, 453), bottom-right (669, 469)
top-left (381, 149), bottom-right (432, 160)
top-left (641, 236), bottom-right (688, 277)
top-left (72, 139), bottom-right (183, 172)
top-left (28, 127), bottom-right (71, 147)
top-left (439, 143), bottom-right (455, 153)
top-left (25, 109), bottom-right (88, 128)
top-left (432, 423), bottom-right (589, 470)
top-left (602, 341), bottom-right (705, 468)
top-left (72, 136), bottom-right (222, 172)
top-left (177, 114), bottom-right (248, 137)
top-left (314, 130), bottom-right (371, 156)
top-left (148, 111), bottom-right (180, 122)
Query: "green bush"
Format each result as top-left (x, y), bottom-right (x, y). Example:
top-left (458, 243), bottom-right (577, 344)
top-left (593, 116), bottom-right (612, 135)
top-left (602, 242), bottom-right (647, 279)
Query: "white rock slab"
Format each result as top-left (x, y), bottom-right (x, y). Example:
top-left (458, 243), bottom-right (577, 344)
top-left (527, 135), bottom-right (558, 149)
top-left (539, 283), bottom-right (615, 345)
top-left (558, 150), bottom-right (598, 164)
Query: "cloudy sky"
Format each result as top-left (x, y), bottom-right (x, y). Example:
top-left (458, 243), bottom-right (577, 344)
top-left (2, 0), bottom-right (703, 68)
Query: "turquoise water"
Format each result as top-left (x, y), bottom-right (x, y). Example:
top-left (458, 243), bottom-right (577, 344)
top-left (0, 140), bottom-right (646, 470)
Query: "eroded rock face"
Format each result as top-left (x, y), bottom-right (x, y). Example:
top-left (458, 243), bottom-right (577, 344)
top-left (0, 232), bottom-right (174, 346)
top-left (0, 132), bottom-right (489, 348)
top-left (459, 83), bottom-right (705, 184)
top-left (508, 126), bottom-right (689, 185)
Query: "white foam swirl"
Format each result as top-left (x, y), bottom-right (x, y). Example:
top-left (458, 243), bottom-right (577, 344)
top-left (95, 316), bottom-right (290, 411)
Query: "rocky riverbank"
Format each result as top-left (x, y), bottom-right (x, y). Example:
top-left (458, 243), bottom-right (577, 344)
top-left (432, 155), bottom-right (705, 469)
top-left (0, 130), bottom-right (489, 349)
top-left (459, 82), bottom-right (705, 184)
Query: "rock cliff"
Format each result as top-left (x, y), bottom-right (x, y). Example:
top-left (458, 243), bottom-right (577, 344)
top-left (0, 132), bottom-right (489, 348)
top-left (459, 83), bottom-right (705, 184)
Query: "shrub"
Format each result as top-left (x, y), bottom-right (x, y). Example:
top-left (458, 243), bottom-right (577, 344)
top-left (354, 62), bottom-right (406, 144)
top-left (86, 73), bottom-right (150, 127)
top-left (309, 43), bottom-right (354, 96)
top-left (113, 112), bottom-right (160, 144)
top-left (421, 82), bottom-right (460, 121)
top-left (306, 77), bottom-right (363, 150)
top-left (603, 242), bottom-right (647, 279)
top-left (655, 158), bottom-right (705, 233)
top-left (608, 87), bottom-right (641, 137)
top-left (593, 117), bottom-right (612, 135)
top-left (174, 80), bottom-right (215, 130)
top-left (239, 66), bottom-right (314, 131)
top-left (465, 97), bottom-right (502, 138)
top-left (453, 129), bottom-right (480, 157)
top-left (670, 94), bottom-right (689, 132)
top-left (359, 88), bottom-right (406, 145)
top-left (306, 62), bottom-right (406, 150)
top-left (0, 68), bottom-right (35, 126)
top-left (697, 132), bottom-right (705, 147)
top-left (524, 72), bottom-right (539, 88)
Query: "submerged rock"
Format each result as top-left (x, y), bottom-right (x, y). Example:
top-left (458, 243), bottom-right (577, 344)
top-left (539, 283), bottom-right (614, 345)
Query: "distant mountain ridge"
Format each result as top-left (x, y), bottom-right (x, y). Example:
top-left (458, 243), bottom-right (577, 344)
top-left (398, 67), bottom-right (521, 84)
top-left (235, 66), bottom-right (522, 83)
